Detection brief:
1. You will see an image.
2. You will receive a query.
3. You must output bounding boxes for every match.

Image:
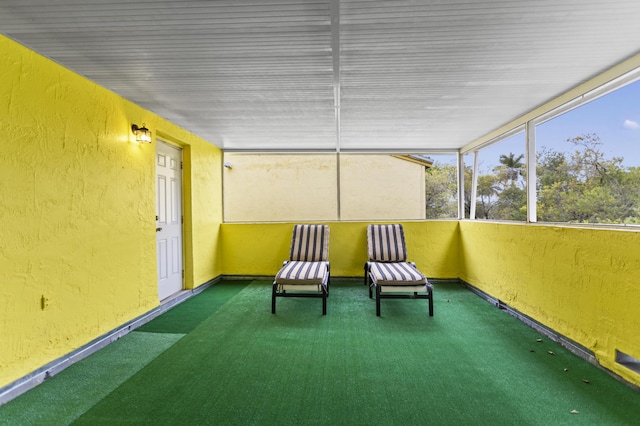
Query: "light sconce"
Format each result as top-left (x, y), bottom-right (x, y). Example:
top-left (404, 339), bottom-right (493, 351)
top-left (131, 123), bottom-right (152, 143)
top-left (223, 162), bottom-right (233, 169)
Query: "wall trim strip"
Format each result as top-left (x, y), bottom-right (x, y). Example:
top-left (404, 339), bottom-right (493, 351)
top-left (0, 276), bottom-right (221, 407)
top-left (460, 279), bottom-right (640, 392)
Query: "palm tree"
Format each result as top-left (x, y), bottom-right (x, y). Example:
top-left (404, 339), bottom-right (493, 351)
top-left (496, 152), bottom-right (525, 187)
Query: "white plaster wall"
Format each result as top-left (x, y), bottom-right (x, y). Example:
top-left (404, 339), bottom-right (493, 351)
top-left (223, 153), bottom-right (425, 222)
top-left (340, 154), bottom-right (426, 220)
top-left (223, 153), bottom-right (338, 222)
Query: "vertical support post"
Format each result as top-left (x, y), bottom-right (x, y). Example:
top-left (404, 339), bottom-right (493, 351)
top-left (470, 151), bottom-right (479, 220)
top-left (526, 121), bottom-right (537, 223)
top-left (457, 152), bottom-right (465, 219)
top-left (330, 0), bottom-right (341, 220)
top-left (336, 152), bottom-right (341, 220)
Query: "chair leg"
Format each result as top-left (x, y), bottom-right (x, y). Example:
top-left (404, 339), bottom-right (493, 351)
top-left (376, 284), bottom-right (381, 317)
top-left (326, 272), bottom-right (330, 297)
top-left (363, 263), bottom-right (368, 285)
top-left (428, 288), bottom-right (434, 317)
top-left (271, 283), bottom-right (277, 314)
top-left (322, 274), bottom-right (329, 315)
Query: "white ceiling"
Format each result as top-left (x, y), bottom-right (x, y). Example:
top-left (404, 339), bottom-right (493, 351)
top-left (2, 0), bottom-right (640, 152)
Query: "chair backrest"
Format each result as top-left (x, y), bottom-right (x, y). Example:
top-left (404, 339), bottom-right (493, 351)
top-left (289, 224), bottom-right (330, 262)
top-left (367, 224), bottom-right (408, 262)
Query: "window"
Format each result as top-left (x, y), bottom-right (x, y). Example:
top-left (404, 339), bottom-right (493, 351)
top-left (462, 72), bottom-right (640, 226)
top-left (467, 132), bottom-right (526, 221)
top-left (340, 154), bottom-right (427, 220)
top-left (424, 154), bottom-right (458, 219)
top-left (223, 152), bottom-right (439, 222)
top-left (535, 79), bottom-right (640, 224)
top-left (222, 153), bottom-right (338, 222)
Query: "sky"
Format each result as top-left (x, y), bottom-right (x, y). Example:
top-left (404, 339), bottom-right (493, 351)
top-left (536, 78), bottom-right (640, 167)
top-left (435, 78), bottom-right (640, 171)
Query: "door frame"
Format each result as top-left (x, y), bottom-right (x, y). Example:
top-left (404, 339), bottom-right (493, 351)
top-left (155, 139), bottom-right (185, 301)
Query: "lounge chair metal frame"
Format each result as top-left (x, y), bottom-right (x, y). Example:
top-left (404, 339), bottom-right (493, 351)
top-left (272, 224), bottom-right (330, 315)
top-left (364, 224), bottom-right (433, 317)
top-left (272, 264), bottom-right (330, 315)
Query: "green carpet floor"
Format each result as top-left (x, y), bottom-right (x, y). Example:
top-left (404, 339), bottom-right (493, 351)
top-left (1, 281), bottom-right (638, 425)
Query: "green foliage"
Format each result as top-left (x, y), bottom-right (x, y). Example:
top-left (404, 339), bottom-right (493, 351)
top-left (424, 162), bottom-right (458, 218)
top-left (465, 150), bottom-right (528, 221)
top-left (425, 133), bottom-right (640, 224)
top-left (536, 134), bottom-right (640, 223)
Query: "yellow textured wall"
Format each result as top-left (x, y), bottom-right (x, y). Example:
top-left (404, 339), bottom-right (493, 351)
top-left (175, 138), bottom-right (224, 288)
top-left (221, 221), bottom-right (460, 278)
top-left (340, 155), bottom-right (426, 220)
top-left (0, 36), bottom-right (222, 387)
top-left (3, 32), bottom-right (639, 393)
top-left (459, 221), bottom-right (640, 386)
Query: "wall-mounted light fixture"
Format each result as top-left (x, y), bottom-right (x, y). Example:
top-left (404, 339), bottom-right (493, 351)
top-left (223, 162), bottom-right (233, 169)
top-left (131, 123), bottom-right (152, 143)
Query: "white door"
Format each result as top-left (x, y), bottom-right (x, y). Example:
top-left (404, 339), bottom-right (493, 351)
top-left (156, 141), bottom-right (183, 301)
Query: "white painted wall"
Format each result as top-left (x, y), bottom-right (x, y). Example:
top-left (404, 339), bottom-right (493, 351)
top-left (223, 153), bottom-right (425, 222)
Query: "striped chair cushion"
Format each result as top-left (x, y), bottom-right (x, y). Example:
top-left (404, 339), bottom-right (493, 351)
top-left (367, 224), bottom-right (407, 262)
top-left (275, 261), bottom-right (328, 285)
top-left (369, 261), bottom-right (426, 285)
top-left (290, 224), bottom-right (330, 262)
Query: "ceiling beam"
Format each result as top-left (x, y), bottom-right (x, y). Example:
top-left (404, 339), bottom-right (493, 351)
top-left (331, 0), bottom-right (341, 152)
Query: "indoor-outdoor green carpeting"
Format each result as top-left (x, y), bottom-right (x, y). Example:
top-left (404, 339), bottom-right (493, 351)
top-left (1, 281), bottom-right (639, 425)
top-left (0, 332), bottom-right (185, 425)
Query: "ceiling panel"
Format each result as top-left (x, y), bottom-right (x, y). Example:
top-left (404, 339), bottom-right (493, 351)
top-left (339, 0), bottom-right (640, 150)
top-left (2, 0), bottom-right (640, 151)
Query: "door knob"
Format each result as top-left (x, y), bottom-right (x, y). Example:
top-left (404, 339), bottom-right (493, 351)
top-left (156, 227), bottom-right (163, 232)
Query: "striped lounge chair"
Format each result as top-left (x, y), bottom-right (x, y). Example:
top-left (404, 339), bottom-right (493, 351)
top-left (272, 224), bottom-right (330, 315)
top-left (364, 224), bottom-right (433, 317)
